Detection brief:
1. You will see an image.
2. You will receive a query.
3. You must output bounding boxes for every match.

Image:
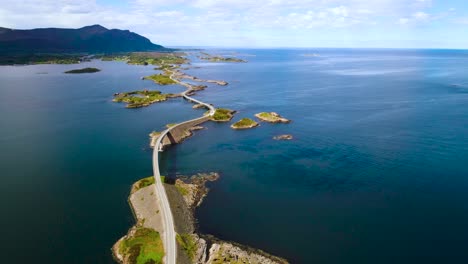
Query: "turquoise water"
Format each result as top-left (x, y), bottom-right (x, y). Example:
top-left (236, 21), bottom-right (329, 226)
top-left (1, 49), bottom-right (468, 263)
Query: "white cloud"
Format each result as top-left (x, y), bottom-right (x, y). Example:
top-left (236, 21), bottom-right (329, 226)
top-left (0, 0), bottom-right (451, 47)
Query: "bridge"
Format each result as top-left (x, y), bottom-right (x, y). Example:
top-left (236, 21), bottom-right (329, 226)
top-left (152, 71), bottom-right (215, 264)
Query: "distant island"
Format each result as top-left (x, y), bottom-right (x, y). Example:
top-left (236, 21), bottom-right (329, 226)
top-left (0, 25), bottom-right (170, 65)
top-left (199, 52), bottom-right (247, 63)
top-left (64, 67), bottom-right (100, 74)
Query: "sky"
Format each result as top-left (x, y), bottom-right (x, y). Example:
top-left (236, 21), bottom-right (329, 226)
top-left (1, 0), bottom-right (468, 48)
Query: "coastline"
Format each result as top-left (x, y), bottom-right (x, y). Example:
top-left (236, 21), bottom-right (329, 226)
top-left (114, 173), bottom-right (289, 264)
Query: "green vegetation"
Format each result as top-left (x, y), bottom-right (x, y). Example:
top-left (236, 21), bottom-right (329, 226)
top-left (154, 64), bottom-right (177, 71)
top-left (143, 74), bottom-right (176, 85)
top-left (99, 52), bottom-right (187, 66)
top-left (119, 227), bottom-right (164, 264)
top-left (100, 54), bottom-right (128, 61)
top-left (200, 54), bottom-right (246, 63)
top-left (150, 131), bottom-right (161, 138)
top-left (175, 184), bottom-right (189, 196)
top-left (128, 52), bottom-right (187, 65)
top-left (64, 67), bottom-right (100, 74)
top-left (0, 54), bottom-right (84, 65)
top-left (166, 123), bottom-right (177, 128)
top-left (133, 176), bottom-right (166, 193)
top-left (113, 90), bottom-right (168, 108)
top-left (255, 112), bottom-right (290, 123)
top-left (176, 234), bottom-right (197, 260)
top-left (231, 118), bottom-right (259, 129)
top-left (211, 108), bottom-right (235, 122)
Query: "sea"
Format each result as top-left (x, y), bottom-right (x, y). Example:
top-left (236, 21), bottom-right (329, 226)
top-left (1, 48), bottom-right (468, 263)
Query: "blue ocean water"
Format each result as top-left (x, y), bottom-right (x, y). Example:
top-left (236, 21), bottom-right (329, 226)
top-left (1, 49), bottom-right (468, 263)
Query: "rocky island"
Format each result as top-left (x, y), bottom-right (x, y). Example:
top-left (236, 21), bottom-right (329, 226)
top-left (231, 118), bottom-right (259, 129)
top-left (64, 67), bottom-right (100, 74)
top-left (143, 73), bottom-right (177, 85)
top-left (273, 134), bottom-right (293, 140)
top-left (255, 112), bottom-right (291, 123)
top-left (113, 90), bottom-right (179, 108)
top-left (210, 108), bottom-right (236, 122)
top-left (199, 52), bottom-right (247, 63)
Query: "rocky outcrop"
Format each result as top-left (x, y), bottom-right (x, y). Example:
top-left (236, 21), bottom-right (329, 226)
top-left (255, 112), bottom-right (291, 123)
top-left (273, 134), bottom-right (293, 140)
top-left (172, 173), bottom-right (289, 264)
top-left (175, 172), bottom-right (220, 209)
top-left (230, 118), bottom-right (259, 130)
top-left (206, 242), bottom-right (288, 264)
top-left (183, 233), bottom-right (288, 264)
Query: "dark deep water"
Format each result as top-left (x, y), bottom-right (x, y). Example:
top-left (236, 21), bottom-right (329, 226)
top-left (1, 49), bottom-right (468, 263)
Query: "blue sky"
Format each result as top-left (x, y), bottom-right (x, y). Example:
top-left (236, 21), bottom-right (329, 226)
top-left (1, 0), bottom-right (468, 48)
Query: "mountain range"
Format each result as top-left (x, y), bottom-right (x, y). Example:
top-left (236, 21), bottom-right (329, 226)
top-left (0, 25), bottom-right (167, 54)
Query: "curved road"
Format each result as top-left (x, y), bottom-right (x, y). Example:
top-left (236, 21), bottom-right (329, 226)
top-left (152, 70), bottom-right (215, 264)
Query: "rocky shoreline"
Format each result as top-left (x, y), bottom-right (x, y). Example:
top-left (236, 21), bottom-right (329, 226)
top-left (273, 134), bottom-right (293, 140)
top-left (114, 173), bottom-right (288, 264)
top-left (255, 112), bottom-right (291, 123)
top-left (166, 173), bottom-right (289, 264)
top-left (230, 118), bottom-right (259, 129)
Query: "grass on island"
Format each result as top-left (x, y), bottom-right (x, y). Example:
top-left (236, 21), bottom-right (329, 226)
top-left (154, 64), bottom-right (177, 71)
top-left (256, 112), bottom-right (290, 123)
top-left (133, 176), bottom-right (166, 193)
top-left (135, 176), bottom-right (155, 191)
top-left (113, 90), bottom-right (167, 108)
top-left (176, 234), bottom-right (197, 261)
top-left (175, 184), bottom-right (189, 196)
top-left (231, 118), bottom-right (258, 129)
top-left (150, 131), bottom-right (161, 138)
top-left (211, 108), bottom-right (235, 122)
top-left (166, 123), bottom-right (177, 128)
top-left (64, 67), bottom-right (100, 74)
top-left (143, 74), bottom-right (176, 85)
top-left (100, 52), bottom-right (187, 66)
top-left (119, 227), bottom-right (164, 264)
top-left (199, 53), bottom-right (246, 63)
top-left (0, 54), bottom-right (84, 65)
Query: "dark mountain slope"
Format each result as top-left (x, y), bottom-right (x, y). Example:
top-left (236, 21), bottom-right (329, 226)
top-left (0, 25), bottom-right (167, 54)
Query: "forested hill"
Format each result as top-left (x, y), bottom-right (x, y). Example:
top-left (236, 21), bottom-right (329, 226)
top-left (0, 24), bottom-right (168, 54)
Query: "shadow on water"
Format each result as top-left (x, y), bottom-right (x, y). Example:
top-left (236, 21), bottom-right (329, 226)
top-left (163, 144), bottom-right (179, 184)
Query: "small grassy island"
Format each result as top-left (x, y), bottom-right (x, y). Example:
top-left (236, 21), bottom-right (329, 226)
top-left (199, 52), bottom-right (246, 63)
top-left (143, 73), bottom-right (176, 85)
top-left (231, 118), bottom-right (259, 129)
top-left (255, 112), bottom-right (291, 123)
top-left (113, 90), bottom-right (177, 108)
top-left (210, 108), bottom-right (236, 122)
top-left (64, 67), bottom-right (100, 74)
